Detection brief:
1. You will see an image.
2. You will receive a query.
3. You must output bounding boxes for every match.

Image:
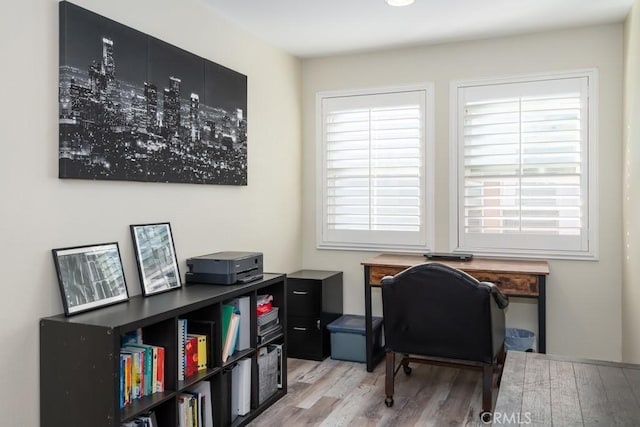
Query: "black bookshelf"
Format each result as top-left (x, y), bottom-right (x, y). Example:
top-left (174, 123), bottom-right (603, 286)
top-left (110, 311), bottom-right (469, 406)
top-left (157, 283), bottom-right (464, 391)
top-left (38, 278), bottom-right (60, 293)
top-left (40, 273), bottom-right (287, 427)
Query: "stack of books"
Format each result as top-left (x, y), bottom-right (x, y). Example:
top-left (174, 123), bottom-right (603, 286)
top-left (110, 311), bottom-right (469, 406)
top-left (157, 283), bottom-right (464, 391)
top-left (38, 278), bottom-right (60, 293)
top-left (119, 329), bottom-right (165, 408)
top-left (257, 295), bottom-right (282, 344)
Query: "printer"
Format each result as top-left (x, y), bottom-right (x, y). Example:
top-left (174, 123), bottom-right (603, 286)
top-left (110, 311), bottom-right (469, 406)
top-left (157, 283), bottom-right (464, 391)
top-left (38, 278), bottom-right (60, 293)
top-left (185, 251), bottom-right (263, 285)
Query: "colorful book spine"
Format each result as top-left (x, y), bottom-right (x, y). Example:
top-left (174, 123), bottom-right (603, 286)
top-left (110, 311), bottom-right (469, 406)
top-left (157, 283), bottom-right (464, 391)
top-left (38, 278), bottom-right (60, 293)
top-left (185, 336), bottom-right (198, 377)
top-left (156, 346), bottom-right (165, 392)
top-left (126, 344), bottom-right (153, 396)
top-left (125, 348), bottom-right (143, 399)
top-left (119, 354), bottom-right (125, 408)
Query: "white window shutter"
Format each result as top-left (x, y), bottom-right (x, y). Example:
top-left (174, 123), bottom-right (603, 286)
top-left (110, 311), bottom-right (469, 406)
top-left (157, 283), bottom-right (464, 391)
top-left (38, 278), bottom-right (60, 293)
top-left (317, 87), bottom-right (434, 251)
top-left (452, 72), bottom-right (597, 258)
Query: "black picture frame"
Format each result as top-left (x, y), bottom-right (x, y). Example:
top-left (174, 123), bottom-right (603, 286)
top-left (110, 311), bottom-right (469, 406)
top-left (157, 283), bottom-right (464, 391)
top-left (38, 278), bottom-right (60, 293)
top-left (130, 222), bottom-right (182, 296)
top-left (52, 242), bottom-right (129, 316)
top-left (58, 1), bottom-right (248, 185)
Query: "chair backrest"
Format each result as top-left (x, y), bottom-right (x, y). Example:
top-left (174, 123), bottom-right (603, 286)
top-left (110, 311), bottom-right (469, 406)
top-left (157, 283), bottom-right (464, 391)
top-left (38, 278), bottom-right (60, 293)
top-left (381, 262), bottom-right (505, 364)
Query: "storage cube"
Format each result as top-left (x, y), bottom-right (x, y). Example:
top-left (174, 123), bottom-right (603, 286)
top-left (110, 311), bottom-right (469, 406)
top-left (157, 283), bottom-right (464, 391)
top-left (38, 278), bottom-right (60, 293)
top-left (258, 344), bottom-right (280, 404)
top-left (326, 315), bottom-right (383, 362)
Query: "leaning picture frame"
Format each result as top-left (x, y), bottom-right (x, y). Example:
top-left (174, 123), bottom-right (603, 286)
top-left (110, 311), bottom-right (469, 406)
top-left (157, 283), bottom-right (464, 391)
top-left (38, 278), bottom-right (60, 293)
top-left (130, 222), bottom-right (182, 296)
top-left (52, 242), bottom-right (129, 316)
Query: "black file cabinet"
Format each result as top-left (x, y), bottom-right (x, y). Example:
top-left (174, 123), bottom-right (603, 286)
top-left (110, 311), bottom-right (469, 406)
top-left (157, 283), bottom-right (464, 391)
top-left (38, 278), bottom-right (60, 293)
top-left (287, 270), bottom-right (343, 361)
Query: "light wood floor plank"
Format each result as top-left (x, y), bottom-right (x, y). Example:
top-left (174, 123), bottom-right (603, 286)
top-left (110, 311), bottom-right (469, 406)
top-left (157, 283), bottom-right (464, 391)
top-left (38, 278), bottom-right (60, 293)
top-left (249, 357), bottom-right (495, 427)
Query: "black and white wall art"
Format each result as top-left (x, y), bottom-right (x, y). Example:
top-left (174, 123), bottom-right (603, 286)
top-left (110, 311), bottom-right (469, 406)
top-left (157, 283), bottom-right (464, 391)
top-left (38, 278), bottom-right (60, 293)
top-left (130, 222), bottom-right (181, 296)
top-left (58, 1), bottom-right (248, 185)
top-left (52, 242), bottom-right (129, 316)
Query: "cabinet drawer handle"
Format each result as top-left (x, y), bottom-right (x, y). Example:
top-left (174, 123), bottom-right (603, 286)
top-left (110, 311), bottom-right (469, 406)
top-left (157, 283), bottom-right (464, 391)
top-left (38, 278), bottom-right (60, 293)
top-left (293, 327), bottom-right (307, 331)
top-left (293, 291), bottom-right (308, 295)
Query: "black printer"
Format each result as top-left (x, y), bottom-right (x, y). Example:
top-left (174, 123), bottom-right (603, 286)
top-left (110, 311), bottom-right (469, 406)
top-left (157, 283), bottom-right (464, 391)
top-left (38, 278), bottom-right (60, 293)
top-left (185, 251), bottom-right (263, 285)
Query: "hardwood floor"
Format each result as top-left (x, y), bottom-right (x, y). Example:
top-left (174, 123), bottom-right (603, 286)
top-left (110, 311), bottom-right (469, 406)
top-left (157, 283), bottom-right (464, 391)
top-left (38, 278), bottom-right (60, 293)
top-left (249, 357), bottom-right (495, 427)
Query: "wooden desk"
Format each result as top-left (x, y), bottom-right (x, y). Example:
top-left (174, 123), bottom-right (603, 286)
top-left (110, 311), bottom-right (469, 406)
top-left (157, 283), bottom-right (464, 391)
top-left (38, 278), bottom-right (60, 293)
top-left (361, 254), bottom-right (550, 372)
top-left (494, 351), bottom-right (640, 425)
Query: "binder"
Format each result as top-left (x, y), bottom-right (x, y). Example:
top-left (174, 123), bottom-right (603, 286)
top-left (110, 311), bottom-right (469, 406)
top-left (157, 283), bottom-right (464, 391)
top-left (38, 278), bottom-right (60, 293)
top-left (231, 358), bottom-right (251, 417)
top-left (230, 296), bottom-right (251, 350)
top-left (188, 320), bottom-right (216, 368)
top-left (177, 319), bottom-right (187, 380)
top-left (222, 313), bottom-right (239, 362)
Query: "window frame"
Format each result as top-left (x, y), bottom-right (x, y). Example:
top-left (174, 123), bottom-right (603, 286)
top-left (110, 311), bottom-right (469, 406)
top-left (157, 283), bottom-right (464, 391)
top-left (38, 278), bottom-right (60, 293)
top-left (316, 83), bottom-right (436, 252)
top-left (449, 69), bottom-right (599, 260)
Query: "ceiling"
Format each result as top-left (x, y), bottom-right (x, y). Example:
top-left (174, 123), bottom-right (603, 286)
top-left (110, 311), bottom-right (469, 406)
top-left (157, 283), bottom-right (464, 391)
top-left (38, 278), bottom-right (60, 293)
top-left (201, 0), bottom-right (633, 58)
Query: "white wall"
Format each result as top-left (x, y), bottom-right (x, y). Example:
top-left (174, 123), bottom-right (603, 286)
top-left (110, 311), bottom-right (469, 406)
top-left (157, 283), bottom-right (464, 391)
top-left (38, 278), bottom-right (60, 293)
top-left (623, 0), bottom-right (640, 363)
top-left (0, 0), bottom-right (301, 425)
top-left (302, 25), bottom-right (623, 361)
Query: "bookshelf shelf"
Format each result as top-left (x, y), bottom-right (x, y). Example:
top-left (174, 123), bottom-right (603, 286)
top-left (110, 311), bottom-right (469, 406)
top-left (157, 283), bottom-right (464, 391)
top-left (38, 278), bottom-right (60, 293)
top-left (40, 273), bottom-right (287, 427)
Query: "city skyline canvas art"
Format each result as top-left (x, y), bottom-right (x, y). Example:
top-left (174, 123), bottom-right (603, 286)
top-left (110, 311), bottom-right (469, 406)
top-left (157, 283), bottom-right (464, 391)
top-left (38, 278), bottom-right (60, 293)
top-left (58, 1), bottom-right (248, 185)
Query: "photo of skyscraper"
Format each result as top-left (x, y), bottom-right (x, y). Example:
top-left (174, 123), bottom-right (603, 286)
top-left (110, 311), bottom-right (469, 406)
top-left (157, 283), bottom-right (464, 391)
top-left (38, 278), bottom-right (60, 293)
top-left (58, 1), bottom-right (248, 185)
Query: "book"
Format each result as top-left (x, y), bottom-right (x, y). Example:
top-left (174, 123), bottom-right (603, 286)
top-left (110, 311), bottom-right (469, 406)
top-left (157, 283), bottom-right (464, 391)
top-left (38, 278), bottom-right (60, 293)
top-left (188, 333), bottom-right (208, 371)
top-left (151, 346), bottom-right (158, 393)
top-left (188, 381), bottom-right (214, 427)
top-left (123, 353), bottom-right (132, 406)
top-left (185, 335), bottom-right (199, 378)
top-left (122, 346), bottom-right (144, 399)
top-left (119, 354), bottom-right (126, 408)
top-left (126, 343), bottom-right (154, 396)
top-left (188, 320), bottom-right (216, 368)
top-left (156, 346), bottom-right (165, 392)
top-left (230, 296), bottom-right (251, 351)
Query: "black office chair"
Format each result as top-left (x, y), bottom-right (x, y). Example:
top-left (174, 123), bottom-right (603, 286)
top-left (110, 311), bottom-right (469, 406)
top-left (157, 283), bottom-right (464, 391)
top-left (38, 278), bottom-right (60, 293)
top-left (381, 262), bottom-right (509, 415)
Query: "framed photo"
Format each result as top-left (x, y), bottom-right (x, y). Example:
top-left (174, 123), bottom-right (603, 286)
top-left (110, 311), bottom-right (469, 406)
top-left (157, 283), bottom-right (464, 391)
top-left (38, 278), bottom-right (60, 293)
top-left (52, 242), bottom-right (129, 316)
top-left (59, 2), bottom-right (247, 185)
top-left (130, 222), bottom-right (181, 296)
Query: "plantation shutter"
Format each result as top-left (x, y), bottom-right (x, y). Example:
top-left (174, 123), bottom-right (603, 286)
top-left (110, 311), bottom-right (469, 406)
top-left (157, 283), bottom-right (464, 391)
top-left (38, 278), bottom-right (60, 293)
top-left (457, 76), bottom-right (591, 254)
top-left (319, 89), bottom-right (431, 250)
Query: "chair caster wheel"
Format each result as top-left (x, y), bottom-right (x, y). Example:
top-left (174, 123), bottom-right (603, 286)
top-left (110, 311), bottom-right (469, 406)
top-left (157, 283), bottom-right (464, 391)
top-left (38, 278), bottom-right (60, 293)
top-left (480, 412), bottom-right (492, 423)
top-left (403, 365), bottom-right (412, 375)
top-left (385, 397), bottom-right (394, 407)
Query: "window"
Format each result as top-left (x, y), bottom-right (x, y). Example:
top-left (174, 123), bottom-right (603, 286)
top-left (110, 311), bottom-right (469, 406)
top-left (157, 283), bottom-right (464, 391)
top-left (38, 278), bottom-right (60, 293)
top-left (316, 85), bottom-right (434, 251)
top-left (450, 70), bottom-right (597, 259)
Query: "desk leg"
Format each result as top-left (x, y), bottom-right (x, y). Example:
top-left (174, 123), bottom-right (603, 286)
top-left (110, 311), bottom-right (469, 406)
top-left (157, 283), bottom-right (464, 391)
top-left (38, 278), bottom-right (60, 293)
top-left (538, 275), bottom-right (546, 354)
top-left (364, 266), bottom-right (374, 372)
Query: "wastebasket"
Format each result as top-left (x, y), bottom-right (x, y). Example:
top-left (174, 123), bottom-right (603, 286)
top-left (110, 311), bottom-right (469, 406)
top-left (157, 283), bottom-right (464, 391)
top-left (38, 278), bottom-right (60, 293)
top-left (505, 328), bottom-right (536, 352)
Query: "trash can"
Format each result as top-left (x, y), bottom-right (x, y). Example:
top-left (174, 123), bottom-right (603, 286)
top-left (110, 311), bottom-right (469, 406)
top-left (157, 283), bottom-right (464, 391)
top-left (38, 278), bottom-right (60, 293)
top-left (505, 328), bottom-right (536, 352)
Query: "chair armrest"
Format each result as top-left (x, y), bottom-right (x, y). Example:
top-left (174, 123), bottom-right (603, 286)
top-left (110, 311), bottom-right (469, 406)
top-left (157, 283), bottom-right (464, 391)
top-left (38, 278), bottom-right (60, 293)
top-left (479, 281), bottom-right (509, 309)
top-left (381, 275), bottom-right (394, 285)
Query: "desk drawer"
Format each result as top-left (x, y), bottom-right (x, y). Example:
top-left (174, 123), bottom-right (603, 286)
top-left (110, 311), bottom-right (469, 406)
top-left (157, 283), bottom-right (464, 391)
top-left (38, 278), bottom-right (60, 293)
top-left (473, 271), bottom-right (539, 297)
top-left (288, 316), bottom-right (323, 360)
top-left (287, 280), bottom-right (321, 316)
top-left (368, 266), bottom-right (539, 296)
